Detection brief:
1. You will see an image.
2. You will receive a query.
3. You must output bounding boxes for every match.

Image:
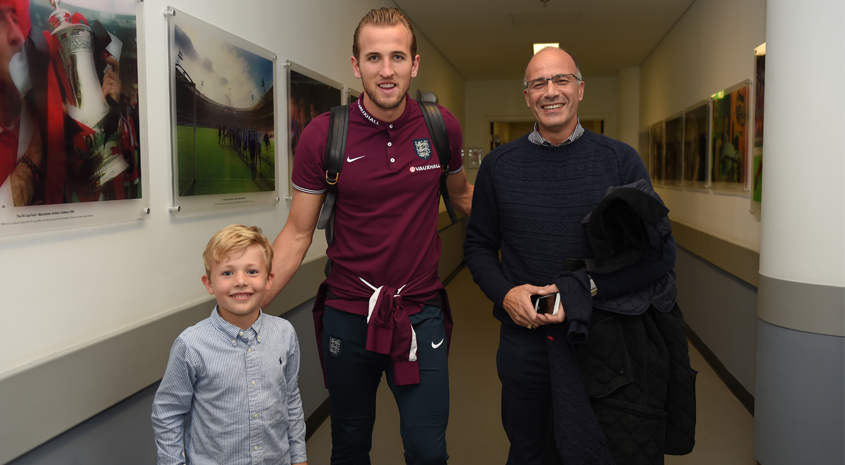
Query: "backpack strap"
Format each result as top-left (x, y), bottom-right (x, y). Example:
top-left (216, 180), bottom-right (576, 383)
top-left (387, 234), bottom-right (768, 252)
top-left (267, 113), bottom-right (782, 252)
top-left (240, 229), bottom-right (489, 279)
top-left (316, 105), bottom-right (349, 246)
top-left (418, 101), bottom-right (459, 224)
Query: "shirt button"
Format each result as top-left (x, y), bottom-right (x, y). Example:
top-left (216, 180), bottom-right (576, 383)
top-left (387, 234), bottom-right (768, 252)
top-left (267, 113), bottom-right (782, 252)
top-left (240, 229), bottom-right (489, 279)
top-left (387, 142), bottom-right (392, 147)
top-left (251, 380), bottom-right (256, 386)
top-left (248, 348), bottom-right (252, 353)
top-left (232, 339), bottom-right (236, 344)
top-left (390, 158), bottom-right (395, 163)
top-left (389, 124), bottom-right (393, 129)
top-left (254, 446), bottom-right (258, 451)
top-left (239, 332), bottom-right (243, 336)
top-left (254, 413), bottom-right (258, 418)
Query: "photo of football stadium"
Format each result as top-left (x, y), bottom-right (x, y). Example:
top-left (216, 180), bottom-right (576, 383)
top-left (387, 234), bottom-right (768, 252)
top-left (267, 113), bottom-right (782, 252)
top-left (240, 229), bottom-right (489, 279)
top-left (170, 15), bottom-right (275, 198)
top-left (287, 66), bottom-right (342, 195)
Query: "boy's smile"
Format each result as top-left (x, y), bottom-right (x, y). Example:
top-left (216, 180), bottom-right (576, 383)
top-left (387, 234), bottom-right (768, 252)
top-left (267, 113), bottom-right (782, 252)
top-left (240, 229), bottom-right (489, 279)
top-left (202, 244), bottom-right (274, 330)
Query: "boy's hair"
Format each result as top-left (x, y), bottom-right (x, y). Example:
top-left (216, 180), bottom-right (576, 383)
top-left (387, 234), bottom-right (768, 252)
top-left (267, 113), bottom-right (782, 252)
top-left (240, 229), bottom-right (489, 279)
top-left (203, 225), bottom-right (273, 276)
top-left (352, 7), bottom-right (416, 60)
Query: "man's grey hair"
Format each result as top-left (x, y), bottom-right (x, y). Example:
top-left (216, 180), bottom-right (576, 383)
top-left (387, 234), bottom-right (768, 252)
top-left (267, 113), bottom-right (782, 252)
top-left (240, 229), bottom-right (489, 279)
top-left (523, 47), bottom-right (582, 88)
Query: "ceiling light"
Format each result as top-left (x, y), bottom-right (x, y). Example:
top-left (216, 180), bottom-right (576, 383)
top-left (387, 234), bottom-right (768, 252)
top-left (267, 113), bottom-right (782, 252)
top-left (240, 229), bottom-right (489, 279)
top-left (533, 43), bottom-right (559, 54)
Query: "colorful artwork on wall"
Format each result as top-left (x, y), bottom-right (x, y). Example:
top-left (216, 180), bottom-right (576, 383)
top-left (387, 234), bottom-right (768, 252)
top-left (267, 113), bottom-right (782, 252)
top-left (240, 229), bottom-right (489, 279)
top-left (167, 8), bottom-right (278, 214)
top-left (286, 63), bottom-right (342, 197)
top-left (710, 81), bottom-right (750, 191)
top-left (683, 100), bottom-right (709, 188)
top-left (0, 0), bottom-right (148, 235)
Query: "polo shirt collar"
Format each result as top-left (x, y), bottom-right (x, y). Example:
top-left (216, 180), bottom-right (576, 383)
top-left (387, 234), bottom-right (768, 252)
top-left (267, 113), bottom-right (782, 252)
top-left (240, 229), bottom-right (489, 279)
top-left (355, 94), bottom-right (415, 129)
top-left (210, 305), bottom-right (266, 344)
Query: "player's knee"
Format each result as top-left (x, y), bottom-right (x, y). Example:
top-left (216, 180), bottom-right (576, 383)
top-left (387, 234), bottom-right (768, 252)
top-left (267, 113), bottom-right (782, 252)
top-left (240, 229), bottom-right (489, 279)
top-left (404, 437), bottom-right (447, 465)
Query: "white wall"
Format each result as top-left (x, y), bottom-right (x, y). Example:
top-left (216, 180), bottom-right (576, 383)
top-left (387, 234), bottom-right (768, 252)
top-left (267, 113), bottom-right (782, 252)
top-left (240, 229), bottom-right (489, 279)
top-left (637, 0), bottom-right (767, 251)
top-left (0, 0), bottom-right (465, 380)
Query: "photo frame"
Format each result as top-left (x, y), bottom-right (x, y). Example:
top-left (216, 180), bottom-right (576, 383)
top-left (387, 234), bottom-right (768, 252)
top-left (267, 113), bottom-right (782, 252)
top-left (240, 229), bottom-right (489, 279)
top-left (286, 62), bottom-right (343, 198)
top-left (466, 148), bottom-right (483, 168)
top-left (650, 120), bottom-right (665, 185)
top-left (167, 8), bottom-right (278, 214)
top-left (683, 100), bottom-right (710, 190)
top-left (710, 80), bottom-right (750, 193)
top-left (664, 112), bottom-right (684, 187)
top-left (638, 127), bottom-right (651, 178)
top-left (752, 50), bottom-right (765, 204)
top-left (0, 0), bottom-right (149, 236)
top-left (346, 87), bottom-right (361, 106)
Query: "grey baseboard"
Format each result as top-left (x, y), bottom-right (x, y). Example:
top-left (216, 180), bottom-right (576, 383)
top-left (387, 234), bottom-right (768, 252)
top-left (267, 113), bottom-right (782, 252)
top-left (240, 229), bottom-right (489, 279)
top-left (686, 325), bottom-right (755, 416)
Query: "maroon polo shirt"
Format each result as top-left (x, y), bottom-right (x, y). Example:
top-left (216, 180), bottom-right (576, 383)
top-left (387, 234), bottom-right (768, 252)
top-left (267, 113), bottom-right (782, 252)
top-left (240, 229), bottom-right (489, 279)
top-left (292, 96), bottom-right (464, 316)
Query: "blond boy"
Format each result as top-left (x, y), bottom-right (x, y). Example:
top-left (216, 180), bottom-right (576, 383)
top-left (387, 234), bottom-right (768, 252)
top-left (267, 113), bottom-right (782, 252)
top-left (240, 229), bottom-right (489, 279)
top-left (152, 225), bottom-right (307, 465)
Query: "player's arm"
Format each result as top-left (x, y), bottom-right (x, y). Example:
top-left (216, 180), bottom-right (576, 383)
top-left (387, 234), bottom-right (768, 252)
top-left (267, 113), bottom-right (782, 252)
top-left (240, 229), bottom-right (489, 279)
top-left (261, 189), bottom-right (324, 309)
top-left (446, 169), bottom-right (474, 217)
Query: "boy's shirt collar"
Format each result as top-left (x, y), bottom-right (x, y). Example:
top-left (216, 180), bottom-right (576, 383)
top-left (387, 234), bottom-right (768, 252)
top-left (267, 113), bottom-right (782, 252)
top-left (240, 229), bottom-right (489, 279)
top-left (210, 306), bottom-right (265, 345)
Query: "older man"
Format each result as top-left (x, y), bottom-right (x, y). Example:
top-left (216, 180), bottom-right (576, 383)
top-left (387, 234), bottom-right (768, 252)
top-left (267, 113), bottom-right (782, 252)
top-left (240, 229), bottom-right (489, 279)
top-left (464, 47), bottom-right (678, 464)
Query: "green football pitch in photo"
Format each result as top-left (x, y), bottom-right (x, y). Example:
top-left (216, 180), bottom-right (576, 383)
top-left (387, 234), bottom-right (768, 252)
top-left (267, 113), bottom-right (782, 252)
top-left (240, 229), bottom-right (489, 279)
top-left (177, 126), bottom-right (276, 196)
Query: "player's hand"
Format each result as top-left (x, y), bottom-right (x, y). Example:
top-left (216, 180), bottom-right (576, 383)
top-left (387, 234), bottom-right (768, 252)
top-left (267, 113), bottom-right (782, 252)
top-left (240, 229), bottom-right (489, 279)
top-left (503, 284), bottom-right (547, 329)
top-left (533, 284), bottom-right (566, 325)
top-left (102, 55), bottom-right (121, 102)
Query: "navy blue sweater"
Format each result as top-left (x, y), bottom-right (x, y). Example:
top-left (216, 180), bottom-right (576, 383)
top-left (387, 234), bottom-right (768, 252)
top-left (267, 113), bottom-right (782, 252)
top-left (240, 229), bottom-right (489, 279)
top-left (464, 130), bottom-right (675, 327)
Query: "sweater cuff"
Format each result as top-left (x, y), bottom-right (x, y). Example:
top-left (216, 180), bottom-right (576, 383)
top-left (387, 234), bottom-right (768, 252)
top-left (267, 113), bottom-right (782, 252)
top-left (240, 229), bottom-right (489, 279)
top-left (554, 268), bottom-right (593, 344)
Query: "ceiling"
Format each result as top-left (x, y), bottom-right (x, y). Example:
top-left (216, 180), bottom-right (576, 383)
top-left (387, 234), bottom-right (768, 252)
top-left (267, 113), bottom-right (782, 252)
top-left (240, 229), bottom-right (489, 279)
top-left (393, 0), bottom-right (695, 80)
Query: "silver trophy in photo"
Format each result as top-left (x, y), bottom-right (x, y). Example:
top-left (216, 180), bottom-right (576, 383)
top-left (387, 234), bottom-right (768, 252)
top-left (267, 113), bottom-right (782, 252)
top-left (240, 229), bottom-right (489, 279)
top-left (48, 0), bottom-right (127, 197)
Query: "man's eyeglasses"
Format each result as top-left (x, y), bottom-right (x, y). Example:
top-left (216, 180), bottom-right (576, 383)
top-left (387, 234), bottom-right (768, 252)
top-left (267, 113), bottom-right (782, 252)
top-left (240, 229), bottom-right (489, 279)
top-left (525, 74), bottom-right (580, 92)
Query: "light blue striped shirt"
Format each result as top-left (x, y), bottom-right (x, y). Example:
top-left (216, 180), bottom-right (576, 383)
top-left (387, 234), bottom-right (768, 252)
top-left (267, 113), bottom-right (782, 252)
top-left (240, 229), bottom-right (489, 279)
top-left (152, 307), bottom-right (307, 465)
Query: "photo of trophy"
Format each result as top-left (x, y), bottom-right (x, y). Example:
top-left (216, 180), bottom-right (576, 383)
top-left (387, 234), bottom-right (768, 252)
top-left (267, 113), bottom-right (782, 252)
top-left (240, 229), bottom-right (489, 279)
top-left (47, 0), bottom-right (128, 198)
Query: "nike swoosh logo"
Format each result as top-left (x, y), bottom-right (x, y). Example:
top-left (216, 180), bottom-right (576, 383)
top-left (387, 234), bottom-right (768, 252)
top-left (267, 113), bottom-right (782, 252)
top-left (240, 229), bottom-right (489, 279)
top-left (347, 155), bottom-right (366, 162)
top-left (431, 338), bottom-right (444, 349)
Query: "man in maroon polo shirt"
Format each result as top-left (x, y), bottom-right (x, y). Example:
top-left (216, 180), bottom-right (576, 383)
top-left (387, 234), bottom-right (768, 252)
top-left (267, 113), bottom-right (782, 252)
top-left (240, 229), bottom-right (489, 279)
top-left (261, 7), bottom-right (473, 465)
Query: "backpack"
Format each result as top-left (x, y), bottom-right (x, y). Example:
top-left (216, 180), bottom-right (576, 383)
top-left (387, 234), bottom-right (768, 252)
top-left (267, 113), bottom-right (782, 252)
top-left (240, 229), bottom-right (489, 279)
top-left (315, 100), bottom-right (459, 275)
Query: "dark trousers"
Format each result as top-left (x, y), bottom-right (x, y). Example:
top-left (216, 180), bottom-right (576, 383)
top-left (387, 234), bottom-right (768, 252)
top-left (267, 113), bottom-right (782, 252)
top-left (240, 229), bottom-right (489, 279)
top-left (497, 323), bottom-right (564, 465)
top-left (322, 305), bottom-right (450, 465)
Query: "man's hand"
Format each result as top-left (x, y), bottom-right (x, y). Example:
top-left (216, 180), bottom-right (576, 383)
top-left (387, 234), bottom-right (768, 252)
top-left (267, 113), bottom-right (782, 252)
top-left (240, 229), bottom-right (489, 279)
top-left (533, 284), bottom-right (565, 325)
top-left (102, 56), bottom-right (121, 102)
top-left (503, 283), bottom-right (565, 329)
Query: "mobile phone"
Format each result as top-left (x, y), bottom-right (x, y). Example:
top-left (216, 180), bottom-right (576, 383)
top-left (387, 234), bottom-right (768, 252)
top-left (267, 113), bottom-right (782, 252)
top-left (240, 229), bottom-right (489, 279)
top-left (534, 293), bottom-right (560, 316)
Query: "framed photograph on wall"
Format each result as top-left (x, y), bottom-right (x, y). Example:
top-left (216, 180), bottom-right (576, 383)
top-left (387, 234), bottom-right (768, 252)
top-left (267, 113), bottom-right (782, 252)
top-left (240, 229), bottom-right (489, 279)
top-left (466, 148), bottom-right (483, 168)
top-left (0, 0), bottom-right (149, 236)
top-left (286, 62), bottom-right (343, 197)
top-left (664, 112), bottom-right (684, 187)
top-left (710, 80), bottom-right (750, 193)
top-left (167, 8), bottom-right (278, 214)
top-left (638, 127), bottom-right (651, 178)
top-left (683, 100), bottom-right (710, 190)
top-left (650, 120), bottom-right (665, 185)
top-left (346, 87), bottom-right (361, 105)
top-left (752, 47), bottom-right (765, 204)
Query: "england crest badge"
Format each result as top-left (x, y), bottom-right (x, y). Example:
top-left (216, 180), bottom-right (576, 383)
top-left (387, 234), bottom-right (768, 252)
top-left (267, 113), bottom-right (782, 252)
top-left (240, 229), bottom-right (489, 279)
top-left (329, 335), bottom-right (342, 357)
top-left (413, 138), bottom-right (432, 160)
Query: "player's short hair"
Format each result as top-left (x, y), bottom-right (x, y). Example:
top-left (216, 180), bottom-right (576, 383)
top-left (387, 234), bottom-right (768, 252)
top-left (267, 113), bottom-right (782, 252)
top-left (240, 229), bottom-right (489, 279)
top-left (0, 0), bottom-right (31, 38)
top-left (352, 7), bottom-right (416, 60)
top-left (203, 225), bottom-right (273, 276)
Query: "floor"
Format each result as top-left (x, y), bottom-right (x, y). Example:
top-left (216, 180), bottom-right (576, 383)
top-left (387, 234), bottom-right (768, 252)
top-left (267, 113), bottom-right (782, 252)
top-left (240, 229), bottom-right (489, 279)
top-left (305, 267), bottom-right (757, 464)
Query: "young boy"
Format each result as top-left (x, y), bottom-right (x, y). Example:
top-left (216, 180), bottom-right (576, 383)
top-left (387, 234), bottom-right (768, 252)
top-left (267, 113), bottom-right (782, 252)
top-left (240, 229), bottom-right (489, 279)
top-left (152, 225), bottom-right (307, 465)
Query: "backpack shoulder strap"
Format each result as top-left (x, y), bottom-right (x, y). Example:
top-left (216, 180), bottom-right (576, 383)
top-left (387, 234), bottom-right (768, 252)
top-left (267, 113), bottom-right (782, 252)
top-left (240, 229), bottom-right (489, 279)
top-left (418, 100), bottom-right (459, 224)
top-left (316, 105), bottom-right (349, 242)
